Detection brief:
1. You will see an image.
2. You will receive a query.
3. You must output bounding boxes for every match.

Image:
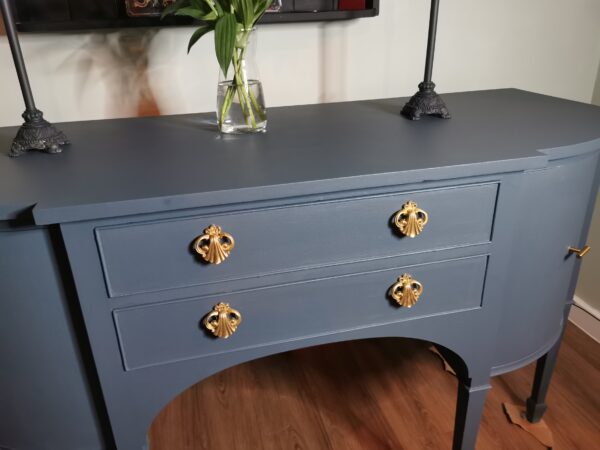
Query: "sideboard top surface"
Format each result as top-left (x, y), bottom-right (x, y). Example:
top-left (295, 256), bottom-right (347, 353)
top-left (1, 89), bottom-right (599, 224)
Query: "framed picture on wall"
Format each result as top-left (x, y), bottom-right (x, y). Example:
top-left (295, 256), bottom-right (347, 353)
top-left (14, 0), bottom-right (379, 31)
top-left (268, 0), bottom-right (283, 12)
top-left (126, 0), bottom-right (169, 17)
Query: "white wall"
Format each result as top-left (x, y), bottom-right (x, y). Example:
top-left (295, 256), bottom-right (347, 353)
top-left (1, 0), bottom-right (600, 127)
top-left (594, 60), bottom-right (600, 105)
top-left (574, 60), bottom-right (600, 327)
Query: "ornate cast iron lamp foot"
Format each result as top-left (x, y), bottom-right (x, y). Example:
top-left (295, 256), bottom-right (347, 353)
top-left (401, 81), bottom-right (450, 121)
top-left (1, 0), bottom-right (69, 157)
top-left (8, 109), bottom-right (69, 157)
top-left (401, 0), bottom-right (451, 121)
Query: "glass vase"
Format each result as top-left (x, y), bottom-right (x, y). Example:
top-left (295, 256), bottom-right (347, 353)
top-left (216, 28), bottom-right (267, 134)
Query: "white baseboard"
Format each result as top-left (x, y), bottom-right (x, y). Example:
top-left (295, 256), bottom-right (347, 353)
top-left (569, 296), bottom-right (600, 343)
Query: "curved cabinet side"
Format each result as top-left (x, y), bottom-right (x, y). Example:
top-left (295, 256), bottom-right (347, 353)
top-left (492, 151), bottom-right (600, 373)
top-left (0, 225), bottom-right (107, 450)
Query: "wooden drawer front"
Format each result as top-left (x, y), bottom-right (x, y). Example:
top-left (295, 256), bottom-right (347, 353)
top-left (114, 255), bottom-right (488, 371)
top-left (97, 184), bottom-right (497, 297)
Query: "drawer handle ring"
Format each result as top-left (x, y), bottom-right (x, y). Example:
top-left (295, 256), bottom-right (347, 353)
top-left (394, 201), bottom-right (429, 238)
top-left (568, 245), bottom-right (591, 259)
top-left (203, 302), bottom-right (242, 339)
top-left (194, 225), bottom-right (235, 265)
top-left (390, 274), bottom-right (424, 308)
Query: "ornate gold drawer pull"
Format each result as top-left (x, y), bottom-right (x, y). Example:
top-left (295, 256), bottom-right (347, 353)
top-left (390, 273), bottom-right (424, 308)
top-left (568, 245), bottom-right (591, 259)
top-left (393, 201), bottom-right (429, 238)
top-left (193, 225), bottom-right (235, 265)
top-left (203, 302), bottom-right (242, 339)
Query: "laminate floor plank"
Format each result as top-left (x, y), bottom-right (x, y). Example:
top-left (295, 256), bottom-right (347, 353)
top-left (248, 352), bottom-right (333, 450)
top-left (294, 342), bottom-right (404, 450)
top-left (149, 323), bottom-right (600, 449)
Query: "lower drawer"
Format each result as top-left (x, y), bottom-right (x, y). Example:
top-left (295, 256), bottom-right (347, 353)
top-left (114, 255), bottom-right (488, 371)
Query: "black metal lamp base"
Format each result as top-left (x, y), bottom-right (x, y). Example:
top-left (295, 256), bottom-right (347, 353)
top-left (9, 109), bottom-right (69, 158)
top-left (401, 82), bottom-right (451, 121)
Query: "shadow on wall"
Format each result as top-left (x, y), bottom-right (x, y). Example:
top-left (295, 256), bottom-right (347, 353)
top-left (64, 29), bottom-right (161, 117)
top-left (318, 21), bottom-right (348, 103)
top-left (1, 8), bottom-right (159, 118)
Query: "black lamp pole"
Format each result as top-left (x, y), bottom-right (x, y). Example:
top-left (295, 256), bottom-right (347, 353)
top-left (401, 0), bottom-right (450, 120)
top-left (1, 0), bottom-right (68, 157)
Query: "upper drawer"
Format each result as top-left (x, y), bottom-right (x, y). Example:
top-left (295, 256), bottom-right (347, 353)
top-left (97, 183), bottom-right (497, 297)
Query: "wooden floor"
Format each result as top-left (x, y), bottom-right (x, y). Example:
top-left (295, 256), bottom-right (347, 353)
top-left (149, 323), bottom-right (600, 449)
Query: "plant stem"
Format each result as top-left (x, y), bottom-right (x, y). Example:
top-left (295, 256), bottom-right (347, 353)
top-left (219, 84), bottom-right (235, 128)
top-left (218, 30), bottom-right (264, 132)
top-left (234, 43), bottom-right (257, 128)
top-left (249, 89), bottom-right (266, 121)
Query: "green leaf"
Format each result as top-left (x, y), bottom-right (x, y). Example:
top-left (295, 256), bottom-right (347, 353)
top-left (239, 0), bottom-right (254, 29)
top-left (187, 25), bottom-right (212, 53)
top-left (228, 0), bottom-right (243, 24)
top-left (219, 0), bottom-right (233, 12)
top-left (214, 13), bottom-right (237, 76)
top-left (201, 10), bottom-right (218, 21)
top-left (191, 0), bottom-right (212, 14)
top-left (174, 7), bottom-right (205, 19)
top-left (253, 0), bottom-right (264, 15)
top-left (205, 0), bottom-right (223, 16)
top-left (253, 0), bottom-right (273, 23)
top-left (161, 0), bottom-right (190, 19)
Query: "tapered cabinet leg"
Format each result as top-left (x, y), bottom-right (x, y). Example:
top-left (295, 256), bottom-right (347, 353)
top-left (526, 336), bottom-right (562, 423)
top-left (452, 381), bottom-right (490, 450)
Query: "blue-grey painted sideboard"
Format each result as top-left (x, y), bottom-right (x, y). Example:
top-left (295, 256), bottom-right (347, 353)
top-left (0, 89), bottom-right (599, 450)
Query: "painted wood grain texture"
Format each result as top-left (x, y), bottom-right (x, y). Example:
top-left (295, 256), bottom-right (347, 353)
top-left (149, 323), bottom-right (600, 449)
top-left (2, 90), bottom-right (600, 223)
